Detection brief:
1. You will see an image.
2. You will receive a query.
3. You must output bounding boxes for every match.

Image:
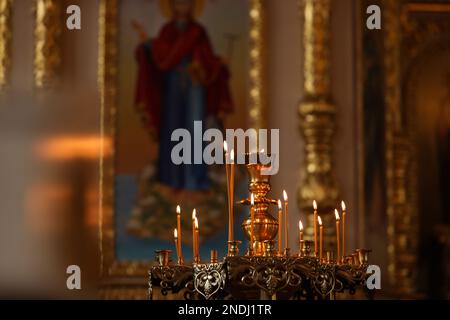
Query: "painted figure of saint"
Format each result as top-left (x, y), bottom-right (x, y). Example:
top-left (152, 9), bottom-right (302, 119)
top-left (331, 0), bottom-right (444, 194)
top-left (132, 0), bottom-right (233, 191)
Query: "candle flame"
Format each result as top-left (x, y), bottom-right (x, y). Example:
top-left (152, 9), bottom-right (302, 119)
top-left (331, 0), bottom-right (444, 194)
top-left (341, 201), bottom-right (346, 211)
top-left (318, 216), bottom-right (322, 226)
top-left (283, 190), bottom-right (288, 201)
top-left (250, 193), bottom-right (255, 205)
top-left (313, 200), bottom-right (317, 210)
top-left (299, 220), bottom-right (304, 231)
top-left (223, 141), bottom-right (228, 153)
top-left (278, 199), bottom-right (282, 209)
top-left (230, 149), bottom-right (234, 162)
top-left (260, 148), bottom-right (265, 153)
top-left (176, 205), bottom-right (181, 215)
top-left (194, 217), bottom-right (199, 229)
top-left (174, 228), bottom-right (178, 238)
top-left (192, 208), bottom-right (196, 220)
top-left (335, 209), bottom-right (340, 220)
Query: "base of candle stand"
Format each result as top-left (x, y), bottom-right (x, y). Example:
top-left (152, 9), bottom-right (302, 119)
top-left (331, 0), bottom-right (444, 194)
top-left (227, 240), bottom-right (241, 257)
top-left (149, 254), bottom-right (374, 300)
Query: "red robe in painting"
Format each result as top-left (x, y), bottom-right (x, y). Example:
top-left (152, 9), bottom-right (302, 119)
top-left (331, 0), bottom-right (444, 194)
top-left (135, 20), bottom-right (233, 135)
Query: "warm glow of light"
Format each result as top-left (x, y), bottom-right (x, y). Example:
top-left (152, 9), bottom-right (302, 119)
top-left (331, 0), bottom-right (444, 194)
top-left (341, 201), bottom-right (346, 211)
top-left (174, 228), bottom-right (178, 238)
top-left (260, 149), bottom-right (265, 153)
top-left (230, 149), bottom-right (234, 162)
top-left (251, 193), bottom-right (255, 206)
top-left (318, 216), bottom-right (323, 226)
top-left (192, 209), bottom-right (196, 220)
top-left (176, 205), bottom-right (181, 215)
top-left (194, 217), bottom-right (199, 229)
top-left (313, 200), bottom-right (317, 210)
top-left (299, 220), bottom-right (304, 231)
top-left (278, 199), bottom-right (282, 209)
top-left (36, 135), bottom-right (112, 160)
top-left (283, 190), bottom-right (288, 201)
top-left (335, 209), bottom-right (340, 220)
top-left (223, 141), bottom-right (228, 153)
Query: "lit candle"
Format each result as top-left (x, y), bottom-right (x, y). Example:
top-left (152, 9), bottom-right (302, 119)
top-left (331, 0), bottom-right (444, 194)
top-left (176, 205), bottom-right (182, 259)
top-left (299, 220), bottom-right (304, 242)
top-left (192, 209), bottom-right (197, 261)
top-left (283, 190), bottom-right (289, 249)
top-left (299, 220), bottom-right (304, 255)
top-left (335, 209), bottom-right (341, 264)
top-left (174, 228), bottom-right (179, 261)
top-left (224, 142), bottom-right (232, 242)
top-left (250, 193), bottom-right (255, 249)
top-left (341, 201), bottom-right (346, 258)
top-left (194, 217), bottom-right (199, 262)
top-left (313, 200), bottom-right (318, 257)
top-left (277, 199), bottom-right (282, 255)
top-left (230, 149), bottom-right (235, 240)
top-left (318, 215), bottom-right (323, 261)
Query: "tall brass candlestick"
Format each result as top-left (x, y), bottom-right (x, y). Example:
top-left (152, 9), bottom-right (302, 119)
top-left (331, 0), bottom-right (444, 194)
top-left (194, 217), bottom-right (199, 261)
top-left (250, 193), bottom-right (255, 252)
top-left (192, 209), bottom-right (196, 261)
top-left (313, 200), bottom-right (318, 257)
top-left (283, 190), bottom-right (289, 249)
top-left (176, 205), bottom-right (182, 260)
top-left (318, 215), bottom-right (323, 261)
top-left (277, 199), bottom-right (282, 255)
top-left (341, 201), bottom-right (346, 259)
top-left (335, 209), bottom-right (341, 264)
top-left (174, 228), bottom-right (179, 261)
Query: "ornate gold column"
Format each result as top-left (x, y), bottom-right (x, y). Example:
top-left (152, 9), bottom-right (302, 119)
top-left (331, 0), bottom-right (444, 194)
top-left (34, 0), bottom-right (62, 88)
top-left (0, 0), bottom-right (12, 92)
top-left (298, 0), bottom-right (339, 249)
top-left (248, 0), bottom-right (266, 130)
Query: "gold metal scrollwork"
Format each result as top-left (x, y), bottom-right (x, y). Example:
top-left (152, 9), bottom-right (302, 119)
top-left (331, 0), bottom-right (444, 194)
top-left (0, 0), bottom-right (12, 92)
top-left (248, 0), bottom-right (266, 130)
top-left (33, 0), bottom-right (62, 88)
top-left (298, 0), bottom-right (339, 246)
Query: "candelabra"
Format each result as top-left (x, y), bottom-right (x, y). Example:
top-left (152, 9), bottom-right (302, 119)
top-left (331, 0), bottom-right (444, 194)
top-left (149, 155), bottom-right (373, 300)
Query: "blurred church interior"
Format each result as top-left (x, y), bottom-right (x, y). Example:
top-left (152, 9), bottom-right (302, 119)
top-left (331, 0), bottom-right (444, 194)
top-left (0, 0), bottom-right (449, 299)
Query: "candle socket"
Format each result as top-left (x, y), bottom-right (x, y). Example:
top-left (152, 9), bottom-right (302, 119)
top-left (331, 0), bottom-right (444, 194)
top-left (210, 250), bottom-right (218, 264)
top-left (247, 245), bottom-right (255, 257)
top-left (263, 240), bottom-right (275, 257)
top-left (193, 256), bottom-right (201, 265)
top-left (300, 240), bottom-right (313, 257)
top-left (326, 251), bottom-right (332, 264)
top-left (343, 255), bottom-right (353, 265)
top-left (284, 247), bottom-right (291, 257)
top-left (177, 256), bottom-right (185, 265)
top-left (227, 240), bottom-right (241, 257)
top-left (351, 252), bottom-right (360, 266)
top-left (356, 248), bottom-right (371, 265)
top-left (155, 250), bottom-right (172, 266)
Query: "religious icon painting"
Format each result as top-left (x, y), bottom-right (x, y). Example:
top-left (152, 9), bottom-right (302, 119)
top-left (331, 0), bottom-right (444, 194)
top-left (99, 0), bottom-right (267, 277)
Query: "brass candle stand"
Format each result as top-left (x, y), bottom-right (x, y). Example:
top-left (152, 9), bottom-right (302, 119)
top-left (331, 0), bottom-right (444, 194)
top-left (240, 154), bottom-right (278, 256)
top-left (149, 248), bottom-right (374, 300)
top-left (149, 153), bottom-right (374, 300)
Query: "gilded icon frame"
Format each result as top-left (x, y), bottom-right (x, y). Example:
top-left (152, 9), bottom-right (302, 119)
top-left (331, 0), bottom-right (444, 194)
top-left (97, 0), bottom-right (267, 287)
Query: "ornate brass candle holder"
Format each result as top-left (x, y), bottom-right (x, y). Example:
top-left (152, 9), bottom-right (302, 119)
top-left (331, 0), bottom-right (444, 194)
top-left (155, 250), bottom-right (172, 266)
top-left (149, 153), bottom-right (375, 300)
top-left (240, 153), bottom-right (279, 256)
